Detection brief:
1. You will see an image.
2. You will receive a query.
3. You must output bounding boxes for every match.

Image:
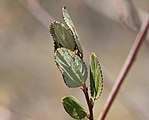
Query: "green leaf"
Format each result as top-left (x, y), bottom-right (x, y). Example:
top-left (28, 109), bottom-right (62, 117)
top-left (55, 48), bottom-right (87, 88)
top-left (90, 53), bottom-right (103, 100)
top-left (50, 21), bottom-right (76, 51)
top-left (62, 7), bottom-right (83, 59)
top-left (62, 96), bottom-right (87, 119)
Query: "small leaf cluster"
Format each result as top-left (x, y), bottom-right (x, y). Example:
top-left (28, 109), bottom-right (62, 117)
top-left (50, 7), bottom-right (103, 120)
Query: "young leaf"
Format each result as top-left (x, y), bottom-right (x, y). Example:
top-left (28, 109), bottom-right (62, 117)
top-left (90, 53), bottom-right (103, 100)
top-left (50, 21), bottom-right (76, 51)
top-left (62, 96), bottom-right (87, 119)
top-left (62, 7), bottom-right (83, 59)
top-left (55, 48), bottom-right (88, 88)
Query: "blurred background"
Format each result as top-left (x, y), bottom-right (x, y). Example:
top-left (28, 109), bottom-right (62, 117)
top-left (0, 0), bottom-right (149, 120)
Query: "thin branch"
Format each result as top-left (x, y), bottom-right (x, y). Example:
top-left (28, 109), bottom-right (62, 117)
top-left (82, 83), bottom-right (94, 120)
top-left (98, 16), bottom-right (149, 120)
top-left (103, 67), bottom-right (149, 120)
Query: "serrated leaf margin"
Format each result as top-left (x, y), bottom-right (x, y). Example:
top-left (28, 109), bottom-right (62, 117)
top-left (62, 96), bottom-right (87, 119)
top-left (90, 52), bottom-right (103, 100)
top-left (62, 6), bottom-right (83, 59)
top-left (50, 21), bottom-right (76, 51)
top-left (54, 48), bottom-right (88, 88)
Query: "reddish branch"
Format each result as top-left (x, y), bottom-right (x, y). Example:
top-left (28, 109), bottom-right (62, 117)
top-left (82, 83), bottom-right (94, 120)
top-left (98, 17), bottom-right (149, 120)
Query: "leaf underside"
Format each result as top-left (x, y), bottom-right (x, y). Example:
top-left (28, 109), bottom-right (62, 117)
top-left (62, 7), bottom-right (83, 59)
top-left (90, 53), bottom-right (103, 100)
top-left (55, 48), bottom-right (87, 88)
top-left (62, 96), bottom-right (87, 119)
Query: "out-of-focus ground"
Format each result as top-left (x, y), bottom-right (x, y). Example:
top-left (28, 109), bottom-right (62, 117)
top-left (0, 0), bottom-right (149, 120)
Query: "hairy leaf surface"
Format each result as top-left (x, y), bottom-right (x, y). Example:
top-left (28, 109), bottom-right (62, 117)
top-left (55, 48), bottom-right (87, 88)
top-left (50, 21), bottom-right (76, 51)
top-left (62, 96), bottom-right (87, 119)
top-left (90, 53), bottom-right (103, 100)
top-left (62, 7), bottom-right (83, 58)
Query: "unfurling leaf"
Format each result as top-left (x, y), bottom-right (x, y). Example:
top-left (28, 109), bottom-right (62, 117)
top-left (62, 96), bottom-right (87, 119)
top-left (55, 48), bottom-right (87, 88)
top-left (90, 53), bottom-right (103, 100)
top-left (50, 21), bottom-right (76, 51)
top-left (62, 7), bottom-right (83, 59)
